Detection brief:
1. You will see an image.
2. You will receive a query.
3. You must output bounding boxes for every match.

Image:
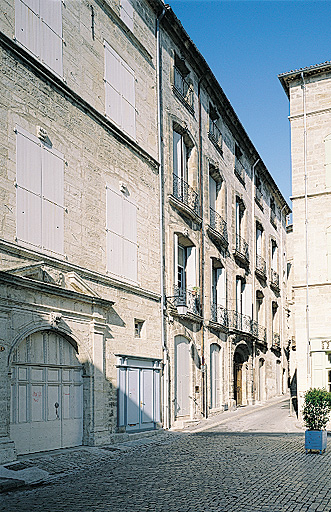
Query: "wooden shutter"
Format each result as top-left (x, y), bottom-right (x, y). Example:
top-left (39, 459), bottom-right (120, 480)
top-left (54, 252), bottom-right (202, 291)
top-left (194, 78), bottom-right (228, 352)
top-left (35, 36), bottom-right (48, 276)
top-left (106, 186), bottom-right (137, 281)
top-left (173, 131), bottom-right (182, 178)
top-left (121, 60), bottom-right (136, 139)
top-left (42, 145), bottom-right (64, 254)
top-left (105, 43), bottom-right (122, 128)
top-left (40, 0), bottom-right (63, 76)
top-left (236, 199), bottom-right (240, 236)
top-left (15, 0), bottom-right (40, 58)
top-left (209, 176), bottom-right (217, 210)
top-left (16, 128), bottom-right (42, 248)
top-left (186, 246), bottom-right (196, 289)
top-left (243, 282), bottom-right (252, 319)
top-left (120, 0), bottom-right (134, 31)
top-left (106, 187), bottom-right (123, 276)
top-left (256, 227), bottom-right (262, 256)
top-left (236, 277), bottom-right (242, 314)
top-left (216, 267), bottom-right (226, 308)
top-left (174, 233), bottom-right (179, 287)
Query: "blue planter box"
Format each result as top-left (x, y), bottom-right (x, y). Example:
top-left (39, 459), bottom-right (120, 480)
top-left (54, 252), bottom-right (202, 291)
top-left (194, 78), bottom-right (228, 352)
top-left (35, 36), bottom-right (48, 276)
top-left (305, 430), bottom-right (327, 454)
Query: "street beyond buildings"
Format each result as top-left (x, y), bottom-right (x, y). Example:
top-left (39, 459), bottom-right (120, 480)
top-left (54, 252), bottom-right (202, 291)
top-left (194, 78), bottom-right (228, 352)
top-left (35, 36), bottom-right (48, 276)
top-left (1, 398), bottom-right (330, 512)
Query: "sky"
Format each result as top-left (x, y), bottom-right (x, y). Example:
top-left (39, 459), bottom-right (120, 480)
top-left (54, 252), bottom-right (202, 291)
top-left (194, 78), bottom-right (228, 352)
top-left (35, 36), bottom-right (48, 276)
top-left (167, 0), bottom-right (331, 206)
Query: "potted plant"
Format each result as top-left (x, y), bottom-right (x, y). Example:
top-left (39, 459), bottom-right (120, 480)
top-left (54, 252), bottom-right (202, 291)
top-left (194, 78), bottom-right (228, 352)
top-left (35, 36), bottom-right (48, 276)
top-left (302, 388), bottom-right (331, 454)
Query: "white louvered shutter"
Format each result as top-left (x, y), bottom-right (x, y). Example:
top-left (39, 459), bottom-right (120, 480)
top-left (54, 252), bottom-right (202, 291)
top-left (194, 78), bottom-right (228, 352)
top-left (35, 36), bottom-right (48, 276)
top-left (173, 131), bottom-right (182, 178)
top-left (123, 197), bottom-right (137, 282)
top-left (42, 145), bottom-right (64, 254)
top-left (236, 278), bottom-right (242, 314)
top-left (15, 0), bottom-right (40, 58)
top-left (40, 0), bottom-right (63, 76)
top-left (244, 282), bottom-right (252, 319)
top-left (105, 44), bottom-right (122, 128)
top-left (16, 128), bottom-right (42, 248)
top-left (174, 234), bottom-right (179, 287)
top-left (121, 60), bottom-right (136, 139)
top-left (106, 187), bottom-right (123, 276)
top-left (209, 176), bottom-right (217, 210)
top-left (186, 246), bottom-right (196, 289)
top-left (120, 0), bottom-right (134, 31)
top-left (256, 227), bottom-right (262, 256)
top-left (217, 267), bottom-right (226, 308)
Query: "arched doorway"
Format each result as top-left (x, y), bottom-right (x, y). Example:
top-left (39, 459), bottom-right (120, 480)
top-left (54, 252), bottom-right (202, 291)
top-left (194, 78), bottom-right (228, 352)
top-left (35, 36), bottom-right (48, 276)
top-left (233, 345), bottom-right (249, 406)
top-left (210, 343), bottom-right (221, 410)
top-left (10, 330), bottom-right (83, 455)
top-left (174, 336), bottom-right (191, 418)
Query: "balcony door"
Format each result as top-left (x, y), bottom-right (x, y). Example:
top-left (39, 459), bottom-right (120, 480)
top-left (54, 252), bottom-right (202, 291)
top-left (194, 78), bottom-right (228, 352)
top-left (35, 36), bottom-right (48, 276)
top-left (173, 130), bottom-right (188, 187)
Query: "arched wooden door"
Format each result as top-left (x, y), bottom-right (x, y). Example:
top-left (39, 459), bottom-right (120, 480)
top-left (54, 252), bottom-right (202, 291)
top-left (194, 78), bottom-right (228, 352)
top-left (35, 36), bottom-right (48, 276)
top-left (175, 336), bottom-right (190, 418)
top-left (10, 331), bottom-right (83, 455)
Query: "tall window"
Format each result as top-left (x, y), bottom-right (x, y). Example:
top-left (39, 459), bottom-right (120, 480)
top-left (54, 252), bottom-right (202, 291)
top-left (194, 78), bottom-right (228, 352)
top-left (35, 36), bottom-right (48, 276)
top-left (234, 145), bottom-right (245, 184)
top-left (16, 126), bottom-right (64, 255)
top-left (173, 130), bottom-right (188, 184)
top-left (212, 264), bottom-right (226, 309)
top-left (173, 54), bottom-right (193, 110)
top-left (271, 240), bottom-right (278, 271)
top-left (15, 0), bottom-right (63, 76)
top-left (174, 235), bottom-right (196, 296)
top-left (209, 104), bottom-right (222, 151)
top-left (120, 0), bottom-right (134, 31)
top-left (236, 277), bottom-right (252, 330)
top-left (106, 186), bottom-right (137, 282)
top-left (104, 42), bottom-right (136, 139)
top-left (256, 224), bottom-right (263, 258)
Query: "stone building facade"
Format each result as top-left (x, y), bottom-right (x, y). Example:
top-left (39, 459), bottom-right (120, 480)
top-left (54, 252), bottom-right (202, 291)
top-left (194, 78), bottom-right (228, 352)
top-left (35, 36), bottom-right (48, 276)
top-left (160, 7), bottom-right (291, 427)
top-left (279, 62), bottom-right (331, 414)
top-left (0, 0), bottom-right (164, 463)
top-left (0, 0), bottom-right (290, 462)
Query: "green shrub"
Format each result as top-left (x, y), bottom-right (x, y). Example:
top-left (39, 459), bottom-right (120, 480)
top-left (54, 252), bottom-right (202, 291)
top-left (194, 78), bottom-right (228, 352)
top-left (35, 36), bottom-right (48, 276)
top-left (302, 388), bottom-right (331, 430)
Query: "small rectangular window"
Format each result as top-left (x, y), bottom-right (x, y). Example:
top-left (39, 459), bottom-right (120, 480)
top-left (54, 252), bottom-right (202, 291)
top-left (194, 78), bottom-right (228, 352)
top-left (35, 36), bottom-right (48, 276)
top-left (134, 320), bottom-right (144, 338)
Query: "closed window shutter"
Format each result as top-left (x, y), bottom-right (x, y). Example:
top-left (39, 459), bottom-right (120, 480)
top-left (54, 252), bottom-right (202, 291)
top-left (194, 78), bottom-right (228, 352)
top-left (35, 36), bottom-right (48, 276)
top-left (106, 187), bottom-right (137, 281)
top-left (16, 127), bottom-right (64, 254)
top-left (209, 176), bottom-right (217, 210)
top-left (121, 61), bottom-right (136, 139)
top-left (186, 246), bottom-right (196, 290)
top-left (15, 0), bottom-right (62, 76)
top-left (173, 131), bottom-right (182, 178)
top-left (16, 128), bottom-right (42, 248)
top-left (236, 278), bottom-right (242, 314)
top-left (216, 267), bottom-right (226, 308)
top-left (256, 228), bottom-right (262, 256)
top-left (42, 145), bottom-right (64, 255)
top-left (104, 43), bottom-right (135, 138)
top-left (243, 282), bottom-right (252, 319)
top-left (120, 0), bottom-right (134, 31)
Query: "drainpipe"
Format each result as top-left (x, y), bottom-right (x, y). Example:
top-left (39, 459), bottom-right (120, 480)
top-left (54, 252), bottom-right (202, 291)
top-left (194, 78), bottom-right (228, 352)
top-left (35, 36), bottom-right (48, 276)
top-left (301, 71), bottom-right (310, 381)
top-left (198, 77), bottom-right (206, 418)
top-left (251, 158), bottom-right (260, 404)
top-left (156, 6), bottom-right (169, 429)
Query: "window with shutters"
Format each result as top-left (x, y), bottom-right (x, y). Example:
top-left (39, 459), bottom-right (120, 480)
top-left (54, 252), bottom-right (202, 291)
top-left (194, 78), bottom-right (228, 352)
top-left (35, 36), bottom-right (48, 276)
top-left (15, 0), bottom-right (63, 76)
top-left (104, 42), bottom-right (136, 139)
top-left (120, 0), bottom-right (134, 31)
top-left (173, 234), bottom-right (200, 316)
top-left (211, 260), bottom-right (226, 326)
top-left (106, 186), bottom-right (137, 282)
top-left (208, 104), bottom-right (223, 154)
top-left (255, 222), bottom-right (266, 278)
top-left (16, 126), bottom-right (64, 255)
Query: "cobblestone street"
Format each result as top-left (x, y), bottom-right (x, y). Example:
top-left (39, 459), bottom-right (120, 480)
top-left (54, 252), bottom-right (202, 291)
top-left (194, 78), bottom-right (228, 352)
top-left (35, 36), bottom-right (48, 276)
top-left (1, 399), bottom-right (330, 512)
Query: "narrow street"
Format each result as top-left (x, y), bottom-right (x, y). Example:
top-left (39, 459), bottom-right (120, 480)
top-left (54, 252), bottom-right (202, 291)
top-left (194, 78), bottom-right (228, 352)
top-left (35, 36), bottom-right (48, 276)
top-left (1, 398), bottom-right (330, 512)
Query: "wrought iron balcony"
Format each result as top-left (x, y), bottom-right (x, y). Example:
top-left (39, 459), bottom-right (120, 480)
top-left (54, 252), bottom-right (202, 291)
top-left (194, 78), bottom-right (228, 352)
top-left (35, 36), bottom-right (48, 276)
top-left (251, 320), bottom-right (267, 343)
top-left (172, 174), bottom-right (200, 217)
top-left (256, 254), bottom-right (266, 277)
top-left (210, 304), bottom-right (228, 327)
top-left (270, 269), bottom-right (280, 289)
top-left (235, 234), bottom-right (249, 262)
top-left (173, 67), bottom-right (194, 110)
top-left (272, 332), bottom-right (281, 349)
top-left (234, 159), bottom-right (246, 185)
top-left (173, 286), bottom-right (201, 317)
top-left (270, 209), bottom-right (277, 228)
top-left (228, 310), bottom-right (251, 334)
top-left (209, 207), bottom-right (228, 243)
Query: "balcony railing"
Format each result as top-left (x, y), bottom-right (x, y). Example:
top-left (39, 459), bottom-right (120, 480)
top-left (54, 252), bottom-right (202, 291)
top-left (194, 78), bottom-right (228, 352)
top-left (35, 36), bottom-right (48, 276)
top-left (173, 286), bottom-right (201, 316)
top-left (234, 159), bottom-right (246, 185)
top-left (173, 174), bottom-right (200, 216)
top-left (272, 332), bottom-right (281, 349)
top-left (270, 269), bottom-right (280, 289)
top-left (251, 320), bottom-right (267, 343)
top-left (256, 254), bottom-right (266, 276)
top-left (210, 304), bottom-right (228, 327)
top-left (209, 207), bottom-right (228, 242)
top-left (235, 234), bottom-right (249, 261)
top-left (270, 209), bottom-right (277, 228)
top-left (228, 310), bottom-right (251, 334)
top-left (174, 67), bottom-right (194, 109)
